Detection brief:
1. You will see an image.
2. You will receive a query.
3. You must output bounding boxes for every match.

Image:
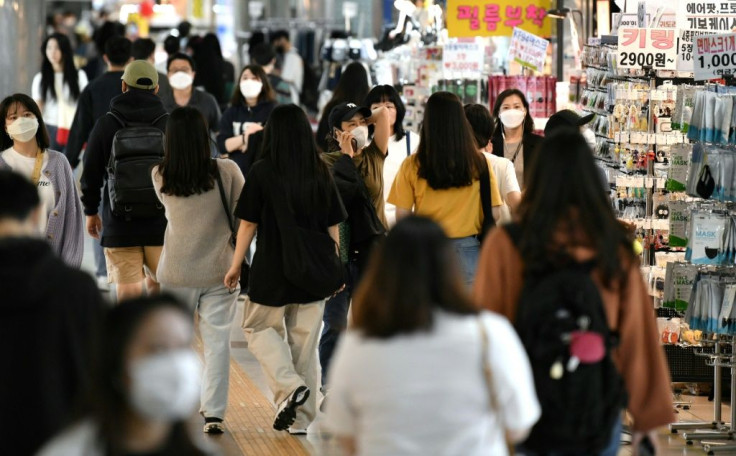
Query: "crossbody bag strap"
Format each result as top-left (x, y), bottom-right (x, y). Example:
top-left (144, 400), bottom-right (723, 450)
top-left (405, 130), bottom-right (411, 157)
top-left (213, 163), bottom-right (235, 238)
top-left (479, 155), bottom-right (495, 234)
top-left (31, 150), bottom-right (44, 186)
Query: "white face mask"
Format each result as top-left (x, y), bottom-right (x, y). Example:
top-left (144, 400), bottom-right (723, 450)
top-left (7, 117), bottom-right (39, 143)
top-left (351, 125), bottom-right (369, 150)
top-left (169, 71), bottom-right (194, 90)
top-left (129, 350), bottom-right (201, 422)
top-left (240, 79), bottom-right (263, 99)
top-left (582, 128), bottom-right (597, 150)
top-left (499, 109), bottom-right (526, 129)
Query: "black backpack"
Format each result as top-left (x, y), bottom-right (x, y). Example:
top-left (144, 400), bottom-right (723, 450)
top-left (505, 224), bottom-right (627, 453)
top-left (106, 112), bottom-right (167, 220)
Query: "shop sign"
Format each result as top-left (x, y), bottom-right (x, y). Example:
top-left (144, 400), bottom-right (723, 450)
top-left (447, 0), bottom-right (552, 38)
top-left (677, 29), bottom-right (719, 72)
top-left (617, 28), bottom-right (678, 70)
top-left (442, 41), bottom-right (485, 75)
top-left (508, 27), bottom-right (549, 72)
top-left (676, 0), bottom-right (736, 32)
top-left (693, 33), bottom-right (736, 80)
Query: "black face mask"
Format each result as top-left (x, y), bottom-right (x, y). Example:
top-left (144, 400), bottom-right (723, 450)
top-left (275, 45), bottom-right (286, 54)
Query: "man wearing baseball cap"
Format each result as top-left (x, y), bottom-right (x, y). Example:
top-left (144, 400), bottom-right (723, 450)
top-left (80, 59), bottom-right (169, 303)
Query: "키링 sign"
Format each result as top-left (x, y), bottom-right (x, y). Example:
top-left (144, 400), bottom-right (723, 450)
top-left (617, 28), bottom-right (678, 70)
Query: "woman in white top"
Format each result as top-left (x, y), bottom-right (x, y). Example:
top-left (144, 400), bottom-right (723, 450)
top-left (363, 85), bottom-right (420, 227)
top-left (37, 295), bottom-right (214, 456)
top-left (323, 216), bottom-right (540, 456)
top-left (0, 94), bottom-right (83, 267)
top-left (32, 33), bottom-right (88, 153)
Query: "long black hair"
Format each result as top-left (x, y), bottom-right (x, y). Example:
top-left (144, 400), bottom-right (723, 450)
top-left (518, 129), bottom-right (635, 287)
top-left (353, 216), bottom-right (477, 339)
top-left (491, 89), bottom-right (535, 139)
top-left (415, 91), bottom-right (484, 189)
top-left (363, 84), bottom-right (406, 141)
top-left (158, 107), bottom-right (215, 197)
top-left (89, 294), bottom-right (205, 456)
top-left (192, 33), bottom-right (225, 103)
top-left (0, 94), bottom-right (50, 150)
top-left (40, 33), bottom-right (81, 103)
top-left (260, 104), bottom-right (334, 218)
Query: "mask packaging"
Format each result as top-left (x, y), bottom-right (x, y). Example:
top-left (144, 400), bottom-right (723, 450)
top-left (731, 97), bottom-right (736, 144)
top-left (684, 274), bottom-right (700, 329)
top-left (666, 143), bottom-right (690, 192)
top-left (721, 150), bottom-right (735, 201)
top-left (704, 92), bottom-right (717, 143)
top-left (668, 201), bottom-right (690, 248)
top-left (687, 91), bottom-right (705, 142)
top-left (666, 263), bottom-right (698, 311)
top-left (708, 279), bottom-right (725, 332)
top-left (695, 146), bottom-right (717, 200)
top-left (712, 95), bottom-right (726, 145)
top-left (721, 96), bottom-right (733, 145)
top-left (686, 211), bottom-right (728, 265)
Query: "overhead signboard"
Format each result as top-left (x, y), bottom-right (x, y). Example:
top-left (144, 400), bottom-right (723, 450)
top-left (447, 0), bottom-right (552, 37)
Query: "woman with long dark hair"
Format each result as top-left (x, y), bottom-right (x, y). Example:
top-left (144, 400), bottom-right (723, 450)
top-left (191, 33), bottom-right (235, 107)
top-left (152, 106), bottom-right (244, 434)
top-left (37, 295), bottom-right (213, 455)
top-left (474, 130), bottom-right (674, 455)
top-left (490, 89), bottom-right (542, 189)
top-left (316, 62), bottom-right (371, 151)
top-left (0, 94), bottom-right (83, 267)
top-left (363, 85), bottom-right (420, 227)
top-left (224, 104), bottom-right (346, 435)
top-left (216, 64), bottom-right (276, 176)
top-left (388, 91), bottom-right (503, 285)
top-left (32, 33), bottom-right (88, 152)
top-left (323, 216), bottom-right (540, 455)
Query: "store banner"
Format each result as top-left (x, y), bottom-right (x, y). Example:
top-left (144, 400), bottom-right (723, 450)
top-left (676, 0), bottom-right (736, 32)
top-left (617, 28), bottom-right (678, 70)
top-left (692, 33), bottom-right (736, 80)
top-left (508, 27), bottom-right (549, 72)
top-left (677, 29), bottom-right (719, 72)
top-left (442, 41), bottom-right (485, 76)
top-left (447, 0), bottom-right (552, 38)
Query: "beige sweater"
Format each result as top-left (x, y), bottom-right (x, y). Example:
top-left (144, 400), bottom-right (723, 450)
top-left (151, 159), bottom-right (245, 287)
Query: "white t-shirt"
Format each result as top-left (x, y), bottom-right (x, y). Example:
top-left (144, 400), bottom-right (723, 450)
top-left (324, 311), bottom-right (541, 456)
top-left (384, 130), bottom-right (420, 227)
top-left (1, 148), bottom-right (55, 233)
top-left (32, 70), bottom-right (88, 128)
top-left (484, 152), bottom-right (521, 224)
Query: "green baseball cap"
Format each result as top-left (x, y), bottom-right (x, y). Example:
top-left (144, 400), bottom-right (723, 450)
top-left (121, 60), bottom-right (159, 90)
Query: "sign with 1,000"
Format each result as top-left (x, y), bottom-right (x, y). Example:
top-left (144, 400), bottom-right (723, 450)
top-left (693, 33), bottom-right (736, 81)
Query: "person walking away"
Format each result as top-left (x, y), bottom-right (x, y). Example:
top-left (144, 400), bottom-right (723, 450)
top-left (162, 52), bottom-right (221, 157)
top-left (270, 31), bottom-right (304, 102)
top-left (490, 89), bottom-right (542, 190)
top-left (363, 84), bottom-right (420, 227)
top-left (152, 106), bottom-right (244, 434)
top-left (388, 92), bottom-right (503, 286)
top-left (65, 36), bottom-right (132, 288)
top-left (216, 65), bottom-right (276, 177)
top-left (32, 33), bottom-right (89, 153)
top-left (0, 94), bottom-right (84, 267)
top-left (131, 38), bottom-right (173, 101)
top-left (474, 130), bottom-right (675, 455)
top-left (157, 35), bottom-right (180, 74)
top-left (319, 102), bottom-right (390, 390)
top-left (37, 295), bottom-right (216, 455)
top-left (0, 169), bottom-right (103, 456)
top-left (250, 43), bottom-right (298, 105)
top-left (323, 216), bottom-right (540, 456)
top-left (464, 103), bottom-right (521, 223)
top-left (80, 60), bottom-right (168, 302)
top-left (224, 104), bottom-right (347, 435)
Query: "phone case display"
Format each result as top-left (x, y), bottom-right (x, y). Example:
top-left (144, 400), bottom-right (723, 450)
top-left (487, 75), bottom-right (557, 118)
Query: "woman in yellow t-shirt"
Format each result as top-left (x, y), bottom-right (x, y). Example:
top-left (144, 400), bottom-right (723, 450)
top-left (388, 91), bottom-right (503, 285)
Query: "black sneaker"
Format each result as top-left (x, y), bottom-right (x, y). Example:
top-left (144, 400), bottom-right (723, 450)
top-left (273, 386), bottom-right (310, 431)
top-left (203, 417), bottom-right (225, 434)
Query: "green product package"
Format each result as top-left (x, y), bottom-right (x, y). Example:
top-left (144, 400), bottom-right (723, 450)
top-left (669, 201), bottom-right (690, 248)
top-left (666, 144), bottom-right (690, 192)
top-left (663, 262), bottom-right (698, 311)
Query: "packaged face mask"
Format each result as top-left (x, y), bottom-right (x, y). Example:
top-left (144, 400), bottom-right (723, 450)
top-left (666, 144), bottom-right (690, 192)
top-left (686, 91), bottom-right (705, 142)
top-left (670, 263), bottom-right (698, 311)
top-left (686, 211), bottom-right (728, 265)
top-left (687, 143), bottom-right (705, 197)
top-left (668, 201), bottom-right (690, 248)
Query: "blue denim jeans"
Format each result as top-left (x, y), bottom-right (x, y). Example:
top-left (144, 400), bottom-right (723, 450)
top-left (319, 261), bottom-right (357, 387)
top-left (450, 236), bottom-right (481, 286)
top-left (515, 415), bottom-right (622, 456)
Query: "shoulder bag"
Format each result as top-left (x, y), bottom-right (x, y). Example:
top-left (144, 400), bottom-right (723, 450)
top-left (214, 163), bottom-right (250, 291)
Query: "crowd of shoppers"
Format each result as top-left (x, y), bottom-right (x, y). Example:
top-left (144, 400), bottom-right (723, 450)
top-left (2, 21), bottom-right (678, 456)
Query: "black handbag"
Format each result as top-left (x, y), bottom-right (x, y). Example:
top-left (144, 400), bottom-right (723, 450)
top-left (478, 155), bottom-right (496, 241)
top-left (214, 164), bottom-right (250, 292)
top-left (265, 165), bottom-right (345, 298)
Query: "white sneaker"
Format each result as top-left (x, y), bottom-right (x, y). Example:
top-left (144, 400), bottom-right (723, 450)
top-left (288, 427), bottom-right (308, 435)
top-left (273, 385), bottom-right (310, 431)
top-left (96, 276), bottom-right (109, 291)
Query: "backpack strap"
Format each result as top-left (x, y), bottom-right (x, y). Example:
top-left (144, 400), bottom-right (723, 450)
top-left (405, 130), bottom-right (411, 157)
top-left (107, 111), bottom-right (126, 128)
top-left (106, 112), bottom-right (168, 128)
top-left (503, 223), bottom-right (522, 247)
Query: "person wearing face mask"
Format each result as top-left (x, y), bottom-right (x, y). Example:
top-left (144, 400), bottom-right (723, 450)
top-left (0, 94), bottom-right (84, 267)
top-left (544, 109), bottom-right (610, 192)
top-left (491, 89), bottom-right (543, 189)
top-left (37, 294), bottom-right (216, 456)
top-left (0, 169), bottom-right (103, 456)
top-left (216, 65), bottom-right (276, 177)
top-left (162, 53), bottom-right (221, 157)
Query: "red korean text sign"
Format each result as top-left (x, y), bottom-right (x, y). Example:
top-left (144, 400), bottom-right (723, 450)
top-left (617, 28), bottom-right (677, 70)
top-left (693, 33), bottom-right (736, 81)
top-left (447, 0), bottom-right (552, 38)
